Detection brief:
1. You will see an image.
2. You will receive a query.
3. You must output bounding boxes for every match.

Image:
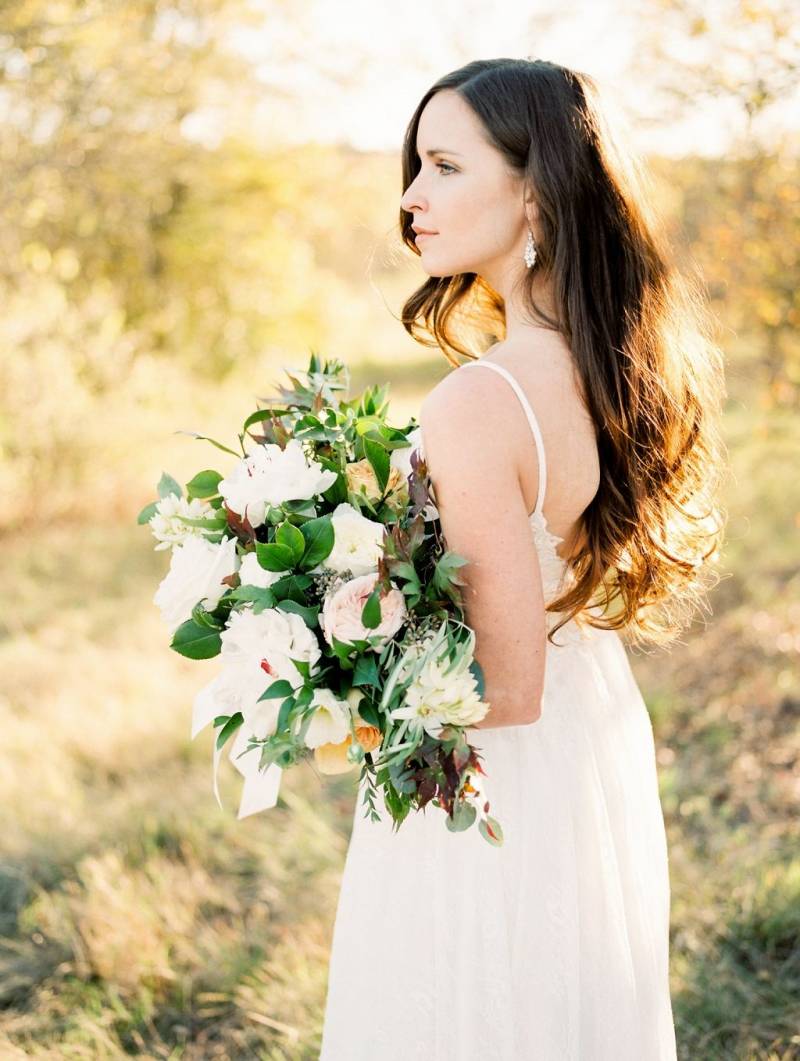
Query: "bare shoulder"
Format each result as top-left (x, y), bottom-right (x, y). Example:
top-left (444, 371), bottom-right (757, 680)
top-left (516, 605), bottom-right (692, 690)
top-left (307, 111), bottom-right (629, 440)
top-left (420, 354), bottom-right (514, 443)
top-left (483, 333), bottom-right (580, 400)
top-left (420, 334), bottom-right (599, 540)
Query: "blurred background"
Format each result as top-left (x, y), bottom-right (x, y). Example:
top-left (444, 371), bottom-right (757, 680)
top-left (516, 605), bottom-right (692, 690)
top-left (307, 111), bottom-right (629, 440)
top-left (1, 1), bottom-right (798, 1057)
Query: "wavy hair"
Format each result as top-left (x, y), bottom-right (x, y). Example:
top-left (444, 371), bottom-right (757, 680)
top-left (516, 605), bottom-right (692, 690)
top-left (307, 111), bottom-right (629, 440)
top-left (399, 58), bottom-right (727, 646)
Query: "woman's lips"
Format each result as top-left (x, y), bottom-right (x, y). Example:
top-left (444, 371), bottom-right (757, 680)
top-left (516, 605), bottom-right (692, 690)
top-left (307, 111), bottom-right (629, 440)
top-left (415, 232), bottom-right (437, 242)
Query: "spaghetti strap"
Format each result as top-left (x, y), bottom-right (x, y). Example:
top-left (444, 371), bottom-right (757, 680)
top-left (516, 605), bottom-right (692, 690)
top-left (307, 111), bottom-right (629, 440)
top-left (461, 359), bottom-right (548, 517)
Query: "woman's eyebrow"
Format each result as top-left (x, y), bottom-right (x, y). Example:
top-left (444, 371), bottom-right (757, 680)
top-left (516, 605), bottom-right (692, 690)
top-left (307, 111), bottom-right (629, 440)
top-left (421, 148), bottom-right (463, 157)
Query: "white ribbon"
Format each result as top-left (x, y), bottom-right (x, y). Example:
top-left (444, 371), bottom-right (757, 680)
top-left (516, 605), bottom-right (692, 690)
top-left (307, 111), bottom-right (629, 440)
top-left (191, 675), bottom-right (284, 820)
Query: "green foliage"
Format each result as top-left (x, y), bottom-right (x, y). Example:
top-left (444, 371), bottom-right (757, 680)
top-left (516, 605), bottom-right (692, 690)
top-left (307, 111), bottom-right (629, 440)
top-left (170, 617), bottom-right (222, 660)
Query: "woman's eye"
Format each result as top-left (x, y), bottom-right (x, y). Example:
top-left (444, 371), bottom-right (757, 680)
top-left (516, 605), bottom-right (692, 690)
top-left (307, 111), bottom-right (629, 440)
top-left (436, 162), bottom-right (456, 175)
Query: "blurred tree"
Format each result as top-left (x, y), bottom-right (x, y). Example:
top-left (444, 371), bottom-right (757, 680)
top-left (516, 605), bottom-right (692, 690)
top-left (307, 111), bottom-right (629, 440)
top-left (632, 0), bottom-right (800, 404)
top-left (631, 0), bottom-right (799, 139)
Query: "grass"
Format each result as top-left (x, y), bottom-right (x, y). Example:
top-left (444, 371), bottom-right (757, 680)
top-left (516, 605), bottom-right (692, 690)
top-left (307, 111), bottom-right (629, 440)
top-left (0, 373), bottom-right (798, 1059)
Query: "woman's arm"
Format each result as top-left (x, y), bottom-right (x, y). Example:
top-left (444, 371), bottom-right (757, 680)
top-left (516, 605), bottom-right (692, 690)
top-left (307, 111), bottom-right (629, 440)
top-left (419, 369), bottom-right (546, 729)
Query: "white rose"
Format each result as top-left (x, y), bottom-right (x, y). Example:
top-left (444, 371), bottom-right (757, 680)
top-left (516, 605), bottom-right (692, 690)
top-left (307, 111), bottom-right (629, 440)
top-left (153, 535), bottom-right (240, 634)
top-left (218, 438), bottom-right (338, 529)
top-left (325, 502), bottom-right (386, 576)
top-left (149, 493), bottom-right (216, 551)
top-left (302, 688), bottom-right (351, 749)
top-left (389, 426), bottom-right (439, 521)
top-left (237, 550), bottom-right (282, 590)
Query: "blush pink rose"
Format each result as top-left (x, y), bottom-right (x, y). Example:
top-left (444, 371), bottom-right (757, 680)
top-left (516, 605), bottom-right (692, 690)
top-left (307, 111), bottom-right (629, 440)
top-left (320, 572), bottom-right (407, 653)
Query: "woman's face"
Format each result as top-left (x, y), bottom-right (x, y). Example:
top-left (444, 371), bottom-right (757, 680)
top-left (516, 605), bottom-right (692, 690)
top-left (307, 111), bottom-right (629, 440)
top-left (400, 89), bottom-right (530, 285)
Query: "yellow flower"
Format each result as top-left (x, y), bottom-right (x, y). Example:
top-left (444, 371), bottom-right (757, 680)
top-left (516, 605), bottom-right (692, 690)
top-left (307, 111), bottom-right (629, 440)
top-left (345, 459), bottom-right (408, 507)
top-left (313, 724), bottom-right (382, 775)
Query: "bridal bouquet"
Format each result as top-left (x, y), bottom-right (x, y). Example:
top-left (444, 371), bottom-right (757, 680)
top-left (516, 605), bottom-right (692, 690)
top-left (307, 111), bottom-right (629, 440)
top-left (137, 353), bottom-right (503, 846)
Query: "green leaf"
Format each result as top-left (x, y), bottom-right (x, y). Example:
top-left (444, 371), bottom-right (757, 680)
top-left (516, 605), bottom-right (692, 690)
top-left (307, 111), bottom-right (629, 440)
top-left (298, 515), bottom-right (334, 570)
top-left (170, 618), bottom-right (222, 659)
top-left (227, 585), bottom-right (276, 613)
top-left (363, 436), bottom-right (390, 492)
top-left (190, 602), bottom-right (225, 629)
top-left (255, 539), bottom-right (296, 572)
top-left (157, 472), bottom-right (182, 500)
top-left (186, 469), bottom-right (224, 499)
top-left (137, 500), bottom-right (159, 524)
top-left (352, 653), bottom-right (380, 689)
top-left (390, 560), bottom-right (418, 582)
top-left (276, 695), bottom-right (295, 734)
top-left (257, 679), bottom-right (295, 701)
top-left (242, 408), bottom-right (286, 433)
top-left (173, 430), bottom-right (242, 459)
top-left (445, 800), bottom-right (477, 833)
top-left (276, 599), bottom-right (318, 626)
top-left (360, 585), bottom-right (383, 629)
top-left (478, 815), bottom-right (504, 847)
top-left (269, 572), bottom-right (313, 604)
top-left (215, 712), bottom-right (243, 750)
top-left (355, 699), bottom-right (380, 729)
top-left (283, 497), bottom-right (318, 518)
top-left (275, 520), bottom-right (306, 564)
top-left (179, 514), bottom-right (229, 531)
top-left (469, 658), bottom-right (486, 699)
top-left (290, 657), bottom-right (311, 681)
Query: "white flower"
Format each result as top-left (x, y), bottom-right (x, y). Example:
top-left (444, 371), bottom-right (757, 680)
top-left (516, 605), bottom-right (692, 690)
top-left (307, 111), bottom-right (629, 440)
top-left (324, 502), bottom-right (386, 576)
top-left (153, 535), bottom-right (240, 634)
top-left (149, 493), bottom-right (216, 551)
top-left (203, 606), bottom-right (323, 744)
top-left (302, 688), bottom-right (351, 749)
top-left (220, 606), bottom-right (321, 687)
top-left (237, 550), bottom-right (282, 591)
top-left (389, 426), bottom-right (439, 521)
top-left (390, 642), bottom-right (488, 737)
top-left (191, 650), bottom-right (286, 766)
top-left (218, 438), bottom-right (338, 529)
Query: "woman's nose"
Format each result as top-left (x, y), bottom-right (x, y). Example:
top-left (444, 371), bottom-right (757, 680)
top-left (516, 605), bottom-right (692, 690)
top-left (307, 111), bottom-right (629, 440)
top-left (401, 177), bottom-right (426, 214)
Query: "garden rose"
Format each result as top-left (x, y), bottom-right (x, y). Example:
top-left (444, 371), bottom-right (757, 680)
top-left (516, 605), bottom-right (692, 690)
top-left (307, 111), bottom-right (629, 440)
top-left (324, 502), bottom-right (386, 576)
top-left (220, 606), bottom-right (322, 689)
top-left (153, 535), bottom-right (240, 634)
top-left (218, 438), bottom-right (338, 528)
top-left (320, 572), bottom-right (407, 652)
top-left (345, 459), bottom-right (408, 507)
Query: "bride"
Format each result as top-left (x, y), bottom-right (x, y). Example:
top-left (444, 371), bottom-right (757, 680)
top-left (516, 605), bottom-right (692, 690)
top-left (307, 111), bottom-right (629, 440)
top-left (319, 57), bottom-right (725, 1060)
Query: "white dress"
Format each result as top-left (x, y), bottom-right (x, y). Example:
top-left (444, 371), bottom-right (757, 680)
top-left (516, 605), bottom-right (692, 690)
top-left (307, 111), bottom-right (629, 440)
top-left (319, 360), bottom-right (678, 1060)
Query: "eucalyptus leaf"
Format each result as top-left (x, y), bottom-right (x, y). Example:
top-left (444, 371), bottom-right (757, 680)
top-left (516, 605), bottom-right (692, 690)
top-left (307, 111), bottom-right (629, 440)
top-left (173, 430), bottom-right (242, 459)
top-left (137, 500), bottom-right (158, 524)
top-left (478, 815), bottom-right (504, 846)
top-left (157, 471), bottom-right (182, 500)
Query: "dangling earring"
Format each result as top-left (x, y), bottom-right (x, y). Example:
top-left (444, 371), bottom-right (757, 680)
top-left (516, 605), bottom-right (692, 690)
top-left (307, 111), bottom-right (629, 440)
top-left (524, 227), bottom-right (537, 269)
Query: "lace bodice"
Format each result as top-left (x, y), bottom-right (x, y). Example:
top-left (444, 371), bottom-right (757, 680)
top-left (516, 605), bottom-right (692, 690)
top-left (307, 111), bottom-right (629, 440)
top-left (529, 509), bottom-right (569, 601)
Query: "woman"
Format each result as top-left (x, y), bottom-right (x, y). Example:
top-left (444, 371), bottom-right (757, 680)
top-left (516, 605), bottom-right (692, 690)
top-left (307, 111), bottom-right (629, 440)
top-left (319, 58), bottom-right (725, 1060)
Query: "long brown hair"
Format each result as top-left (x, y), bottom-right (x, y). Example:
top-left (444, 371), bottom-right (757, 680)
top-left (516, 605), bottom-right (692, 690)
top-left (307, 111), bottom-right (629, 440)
top-left (399, 58), bottom-right (727, 646)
